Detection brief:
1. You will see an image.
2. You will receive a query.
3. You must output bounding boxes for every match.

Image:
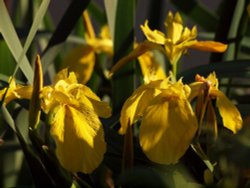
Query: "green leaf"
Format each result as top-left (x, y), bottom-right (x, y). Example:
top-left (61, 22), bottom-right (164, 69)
top-left (0, 1), bottom-right (33, 83)
top-left (1, 105), bottom-right (16, 132)
top-left (112, 0), bottom-right (136, 111)
top-left (43, 0), bottom-right (91, 53)
top-left (104, 0), bottom-right (117, 40)
top-left (14, 0), bottom-right (50, 70)
top-left (210, 0), bottom-right (238, 62)
top-left (88, 1), bottom-right (107, 25)
top-left (0, 41), bottom-right (16, 76)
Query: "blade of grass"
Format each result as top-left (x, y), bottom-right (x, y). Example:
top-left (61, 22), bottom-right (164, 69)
top-left (1, 105), bottom-right (16, 132)
top-left (104, 0), bottom-right (117, 40)
top-left (111, 0), bottom-right (136, 172)
top-left (43, 0), bottom-right (91, 54)
top-left (210, 0), bottom-right (238, 62)
top-left (88, 1), bottom-right (107, 25)
top-left (11, 0), bottom-right (50, 80)
top-left (0, 1), bottom-right (33, 83)
top-left (112, 0), bottom-right (136, 111)
top-left (0, 41), bottom-right (16, 76)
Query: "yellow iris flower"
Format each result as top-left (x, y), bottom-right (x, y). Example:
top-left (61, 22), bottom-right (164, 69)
top-left (189, 72), bottom-right (242, 134)
top-left (62, 11), bottom-right (113, 84)
top-left (120, 77), bottom-right (198, 164)
top-left (41, 69), bottom-right (112, 173)
top-left (141, 12), bottom-right (227, 66)
top-left (0, 78), bottom-right (32, 105)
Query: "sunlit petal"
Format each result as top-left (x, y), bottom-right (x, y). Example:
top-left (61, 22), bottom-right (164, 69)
top-left (141, 20), bottom-right (165, 45)
top-left (140, 92), bottom-right (197, 164)
top-left (87, 38), bottom-right (113, 55)
top-left (50, 105), bottom-right (106, 173)
top-left (119, 80), bottom-right (163, 134)
top-left (0, 79), bottom-right (33, 105)
top-left (212, 89), bottom-right (242, 133)
top-left (138, 51), bottom-right (166, 82)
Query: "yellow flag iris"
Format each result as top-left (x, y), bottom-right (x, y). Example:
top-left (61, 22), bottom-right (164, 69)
top-left (0, 78), bottom-right (32, 105)
top-left (141, 12), bottom-right (227, 65)
top-left (189, 72), bottom-right (242, 134)
top-left (41, 69), bottom-right (112, 173)
top-left (62, 11), bottom-right (113, 84)
top-left (120, 77), bottom-right (198, 164)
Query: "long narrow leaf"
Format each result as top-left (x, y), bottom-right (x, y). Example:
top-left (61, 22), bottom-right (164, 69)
top-left (210, 0), bottom-right (238, 62)
top-left (11, 0), bottom-right (50, 79)
top-left (0, 1), bottom-right (33, 83)
top-left (104, 0), bottom-right (117, 40)
top-left (112, 0), bottom-right (136, 111)
top-left (1, 105), bottom-right (16, 132)
top-left (43, 0), bottom-right (91, 53)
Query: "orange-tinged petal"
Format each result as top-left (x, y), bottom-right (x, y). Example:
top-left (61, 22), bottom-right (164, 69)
top-left (62, 46), bottom-right (95, 84)
top-left (190, 41), bottom-right (228, 52)
top-left (50, 105), bottom-right (106, 173)
top-left (140, 92), bottom-right (197, 164)
top-left (213, 89), bottom-right (242, 133)
top-left (141, 20), bottom-right (166, 45)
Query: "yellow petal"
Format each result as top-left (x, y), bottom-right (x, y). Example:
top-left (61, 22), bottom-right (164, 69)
top-left (140, 92), bottom-right (197, 164)
top-left (50, 104), bottom-right (106, 173)
top-left (100, 25), bottom-right (111, 39)
top-left (53, 69), bottom-right (69, 85)
top-left (83, 11), bottom-right (96, 39)
top-left (87, 38), bottom-right (113, 55)
top-left (168, 22), bottom-right (184, 44)
top-left (140, 20), bottom-right (166, 45)
top-left (0, 78), bottom-right (33, 105)
top-left (188, 82), bottom-right (206, 101)
top-left (119, 80), bottom-right (163, 134)
top-left (138, 51), bottom-right (166, 82)
top-left (213, 89), bottom-right (243, 133)
top-left (62, 46), bottom-right (95, 84)
top-left (87, 98), bottom-right (112, 118)
top-left (190, 41), bottom-right (228, 52)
